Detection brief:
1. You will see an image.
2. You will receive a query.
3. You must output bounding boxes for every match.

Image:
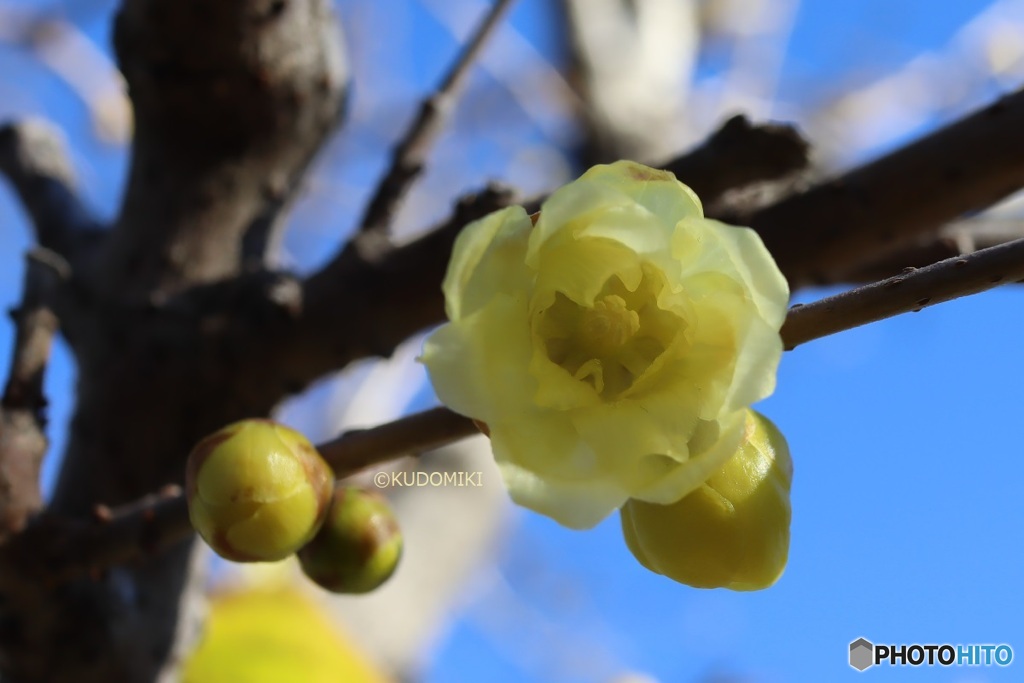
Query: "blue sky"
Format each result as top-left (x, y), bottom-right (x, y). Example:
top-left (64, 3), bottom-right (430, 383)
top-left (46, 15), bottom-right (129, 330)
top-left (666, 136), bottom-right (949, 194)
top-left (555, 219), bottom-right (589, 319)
top-left (1, 0), bottom-right (1021, 681)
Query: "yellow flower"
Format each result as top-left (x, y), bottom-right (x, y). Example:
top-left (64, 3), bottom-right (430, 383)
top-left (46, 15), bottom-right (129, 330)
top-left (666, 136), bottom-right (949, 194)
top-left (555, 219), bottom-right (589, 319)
top-left (620, 410), bottom-right (793, 590)
top-left (421, 161), bottom-right (788, 529)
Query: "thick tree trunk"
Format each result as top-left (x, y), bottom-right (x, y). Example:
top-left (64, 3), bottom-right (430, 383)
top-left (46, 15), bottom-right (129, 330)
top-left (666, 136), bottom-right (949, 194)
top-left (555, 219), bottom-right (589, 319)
top-left (0, 1), bottom-right (347, 680)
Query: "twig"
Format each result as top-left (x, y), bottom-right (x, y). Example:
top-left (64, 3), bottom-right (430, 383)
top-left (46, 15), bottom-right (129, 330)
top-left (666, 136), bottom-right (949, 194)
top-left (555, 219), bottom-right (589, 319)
top-left (353, 0), bottom-right (516, 251)
top-left (781, 237), bottom-right (1024, 349)
top-left (0, 249), bottom-right (66, 538)
top-left (0, 121), bottom-right (104, 263)
top-left (752, 86), bottom-right (1024, 286)
top-left (320, 406), bottom-right (477, 477)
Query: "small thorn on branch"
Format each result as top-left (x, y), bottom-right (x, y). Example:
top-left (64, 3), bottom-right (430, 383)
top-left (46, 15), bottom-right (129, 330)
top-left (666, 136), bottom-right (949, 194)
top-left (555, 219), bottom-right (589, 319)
top-left (354, 0), bottom-right (516, 246)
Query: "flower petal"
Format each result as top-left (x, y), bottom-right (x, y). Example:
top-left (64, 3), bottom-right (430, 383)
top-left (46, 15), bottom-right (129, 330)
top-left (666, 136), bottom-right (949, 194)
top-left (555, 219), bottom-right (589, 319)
top-left (421, 293), bottom-right (534, 423)
top-left (672, 217), bottom-right (789, 327)
top-left (705, 220), bottom-right (790, 328)
top-left (633, 410), bottom-right (748, 505)
top-left (582, 160), bottom-right (703, 227)
top-left (529, 161), bottom-right (702, 266)
top-left (496, 459), bottom-right (629, 530)
top-left (723, 314), bottom-right (784, 412)
top-left (621, 410), bottom-right (792, 590)
top-left (531, 236), bottom-right (644, 309)
top-left (443, 206), bottom-right (534, 321)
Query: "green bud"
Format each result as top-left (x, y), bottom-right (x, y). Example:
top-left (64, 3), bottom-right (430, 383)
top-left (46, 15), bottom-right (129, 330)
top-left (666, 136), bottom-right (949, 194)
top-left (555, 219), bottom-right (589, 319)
top-left (185, 419), bottom-right (333, 562)
top-left (620, 410), bottom-right (793, 590)
top-left (298, 486), bottom-right (403, 594)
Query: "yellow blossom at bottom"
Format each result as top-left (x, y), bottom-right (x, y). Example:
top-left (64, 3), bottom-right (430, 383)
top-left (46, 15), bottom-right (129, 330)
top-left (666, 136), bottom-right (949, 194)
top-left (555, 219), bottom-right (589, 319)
top-left (620, 410), bottom-right (793, 590)
top-left (182, 587), bottom-right (385, 683)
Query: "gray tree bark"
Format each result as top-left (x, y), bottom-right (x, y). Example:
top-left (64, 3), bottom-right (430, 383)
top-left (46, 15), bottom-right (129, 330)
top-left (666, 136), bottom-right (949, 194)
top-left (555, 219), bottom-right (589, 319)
top-left (0, 1), bottom-right (347, 680)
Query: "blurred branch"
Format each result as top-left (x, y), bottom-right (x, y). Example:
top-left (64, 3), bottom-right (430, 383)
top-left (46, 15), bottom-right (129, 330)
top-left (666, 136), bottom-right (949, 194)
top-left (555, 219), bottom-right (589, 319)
top-left (2, 3), bottom-right (352, 680)
top-left (661, 115), bottom-right (809, 206)
top-left (298, 115), bottom-right (810, 386)
top-left (5, 408), bottom-right (478, 582)
top-left (422, 0), bottom-right (580, 144)
top-left (0, 121), bottom-right (105, 264)
top-left (297, 183), bottom-right (517, 381)
top-left (798, 0), bottom-right (1024, 169)
top-left (0, 11), bottom-right (130, 144)
top-left (0, 250), bottom-right (66, 541)
top-left (353, 0), bottom-right (516, 256)
top-left (561, 0), bottom-right (699, 163)
top-left (781, 236), bottom-right (1024, 348)
top-left (32, 232), bottom-right (1024, 578)
top-left (3, 486), bottom-right (190, 585)
top-left (750, 86), bottom-right (1024, 286)
top-left (99, 0), bottom-right (348, 295)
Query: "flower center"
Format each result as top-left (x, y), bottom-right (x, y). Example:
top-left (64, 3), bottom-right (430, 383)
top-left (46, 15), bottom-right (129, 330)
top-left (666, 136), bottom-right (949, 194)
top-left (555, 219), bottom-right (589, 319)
top-left (581, 295), bottom-right (640, 357)
top-left (537, 267), bottom-right (685, 399)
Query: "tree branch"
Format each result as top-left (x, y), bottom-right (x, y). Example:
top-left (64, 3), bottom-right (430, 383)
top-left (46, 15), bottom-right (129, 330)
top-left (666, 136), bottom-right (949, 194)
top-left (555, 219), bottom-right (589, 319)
top-left (780, 236), bottom-right (1024, 349)
top-left (7, 408), bottom-right (478, 582)
top-left (294, 183), bottom-right (517, 385)
top-left (297, 88), bottom-right (1024, 387)
top-left (294, 116), bottom-right (812, 387)
top-left (97, 0), bottom-right (349, 296)
top-left (32, 233), bottom-right (1024, 577)
top-left (0, 249), bottom-right (65, 540)
top-left (750, 86), bottom-right (1024, 286)
top-left (661, 115), bottom-right (809, 206)
top-left (0, 3), bottom-right (352, 681)
top-left (318, 406), bottom-right (478, 476)
top-left (0, 121), bottom-right (104, 264)
top-left (352, 0), bottom-right (516, 255)
top-left (830, 218), bottom-right (1024, 283)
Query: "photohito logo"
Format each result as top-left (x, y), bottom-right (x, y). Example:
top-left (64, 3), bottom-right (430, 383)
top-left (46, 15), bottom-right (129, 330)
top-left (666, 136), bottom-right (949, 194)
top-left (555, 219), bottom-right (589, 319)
top-left (849, 638), bottom-right (1013, 671)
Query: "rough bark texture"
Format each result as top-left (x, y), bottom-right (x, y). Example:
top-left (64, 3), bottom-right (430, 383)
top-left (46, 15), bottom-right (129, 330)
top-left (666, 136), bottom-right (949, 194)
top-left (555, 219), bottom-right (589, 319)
top-left (0, 1), bottom-right (348, 680)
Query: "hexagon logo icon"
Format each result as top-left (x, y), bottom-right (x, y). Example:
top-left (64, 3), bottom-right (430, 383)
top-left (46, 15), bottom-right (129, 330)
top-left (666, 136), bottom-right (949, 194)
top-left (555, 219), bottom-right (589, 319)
top-left (849, 638), bottom-right (874, 671)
